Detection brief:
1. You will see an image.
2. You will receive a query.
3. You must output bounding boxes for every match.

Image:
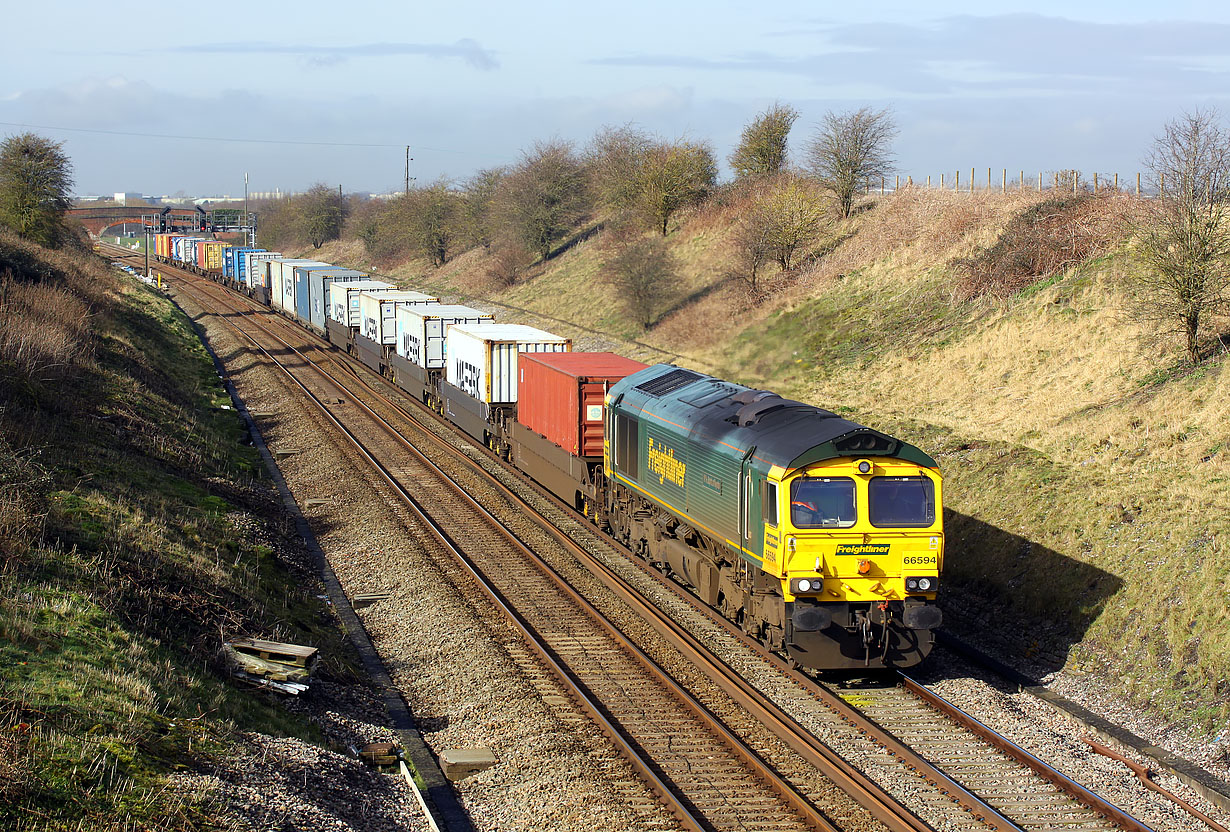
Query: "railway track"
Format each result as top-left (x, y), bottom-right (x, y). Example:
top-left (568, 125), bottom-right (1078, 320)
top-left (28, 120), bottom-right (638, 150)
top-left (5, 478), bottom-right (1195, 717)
top-left (152, 262), bottom-right (866, 832)
top-left (107, 247), bottom-right (1172, 832)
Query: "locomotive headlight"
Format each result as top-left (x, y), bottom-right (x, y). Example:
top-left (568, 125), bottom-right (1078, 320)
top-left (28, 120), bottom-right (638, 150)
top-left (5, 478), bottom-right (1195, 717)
top-left (792, 578), bottom-right (821, 594)
top-left (917, 577), bottom-right (933, 591)
top-left (856, 459), bottom-right (872, 474)
top-left (905, 576), bottom-right (937, 593)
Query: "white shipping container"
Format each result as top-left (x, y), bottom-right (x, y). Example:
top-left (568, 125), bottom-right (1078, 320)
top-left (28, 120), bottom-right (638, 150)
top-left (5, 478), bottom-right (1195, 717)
top-left (395, 304), bottom-right (494, 369)
top-left (326, 280), bottom-right (394, 326)
top-left (270, 259), bottom-right (328, 312)
top-left (242, 251), bottom-right (282, 288)
top-left (267, 259), bottom-right (306, 310)
top-left (358, 290), bottom-right (438, 345)
top-left (445, 323), bottom-right (571, 404)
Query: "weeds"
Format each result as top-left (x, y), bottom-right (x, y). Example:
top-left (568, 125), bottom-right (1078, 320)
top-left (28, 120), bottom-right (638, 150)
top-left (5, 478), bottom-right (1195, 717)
top-left (0, 238), bottom-right (350, 829)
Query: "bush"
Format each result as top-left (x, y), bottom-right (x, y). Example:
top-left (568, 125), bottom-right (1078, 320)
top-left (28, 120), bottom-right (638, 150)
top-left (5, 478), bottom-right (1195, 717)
top-left (951, 194), bottom-right (1129, 300)
top-left (602, 232), bottom-right (677, 329)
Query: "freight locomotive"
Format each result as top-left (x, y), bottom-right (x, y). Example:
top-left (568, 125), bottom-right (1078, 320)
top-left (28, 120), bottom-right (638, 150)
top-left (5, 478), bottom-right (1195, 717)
top-left (149, 232), bottom-right (944, 669)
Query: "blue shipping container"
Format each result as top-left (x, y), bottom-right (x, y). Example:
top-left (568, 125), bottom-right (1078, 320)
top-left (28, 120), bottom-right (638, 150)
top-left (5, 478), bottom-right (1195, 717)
top-left (225, 247), bottom-right (256, 279)
top-left (293, 267), bottom-right (313, 323)
top-left (237, 249), bottom-right (263, 282)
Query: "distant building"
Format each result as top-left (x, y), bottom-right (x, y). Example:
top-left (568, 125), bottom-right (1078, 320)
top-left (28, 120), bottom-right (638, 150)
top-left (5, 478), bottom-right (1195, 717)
top-left (113, 192), bottom-right (149, 206)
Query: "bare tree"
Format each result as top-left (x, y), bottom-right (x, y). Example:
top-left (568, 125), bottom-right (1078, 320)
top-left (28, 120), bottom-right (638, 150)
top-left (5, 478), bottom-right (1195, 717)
top-left (588, 128), bottom-right (717, 235)
top-left (603, 234), bottom-right (677, 329)
top-left (461, 167), bottom-right (506, 248)
top-left (495, 140), bottom-right (589, 258)
top-left (404, 179), bottom-right (463, 266)
top-left (729, 210), bottom-right (774, 295)
top-left (804, 107), bottom-right (897, 218)
top-left (486, 240), bottom-right (535, 288)
top-left (587, 124), bottom-right (652, 212)
top-left (0, 133), bottom-right (74, 247)
top-left (730, 176), bottom-right (828, 295)
top-left (254, 195), bottom-right (301, 250)
top-left (761, 177), bottom-right (828, 270)
top-left (638, 139), bottom-right (717, 236)
top-left (729, 103), bottom-right (799, 179)
top-left (299, 183), bottom-right (346, 248)
top-left (1134, 108), bottom-right (1230, 364)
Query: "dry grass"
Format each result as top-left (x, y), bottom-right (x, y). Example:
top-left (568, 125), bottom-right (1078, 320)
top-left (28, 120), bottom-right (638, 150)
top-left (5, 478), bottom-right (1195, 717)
top-left (0, 231), bottom-right (116, 382)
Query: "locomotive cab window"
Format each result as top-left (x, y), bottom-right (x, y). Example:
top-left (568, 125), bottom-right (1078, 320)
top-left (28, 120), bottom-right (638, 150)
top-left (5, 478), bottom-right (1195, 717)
top-left (613, 412), bottom-right (639, 478)
top-left (763, 481), bottom-right (778, 527)
top-left (791, 477), bottom-right (855, 528)
top-left (868, 476), bottom-right (935, 528)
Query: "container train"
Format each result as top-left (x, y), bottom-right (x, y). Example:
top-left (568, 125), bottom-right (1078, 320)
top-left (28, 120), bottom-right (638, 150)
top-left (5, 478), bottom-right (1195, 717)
top-left (151, 232), bottom-right (944, 669)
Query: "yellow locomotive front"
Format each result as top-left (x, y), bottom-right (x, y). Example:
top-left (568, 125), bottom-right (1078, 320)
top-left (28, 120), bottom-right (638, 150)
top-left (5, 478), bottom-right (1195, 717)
top-left (765, 456), bottom-right (943, 669)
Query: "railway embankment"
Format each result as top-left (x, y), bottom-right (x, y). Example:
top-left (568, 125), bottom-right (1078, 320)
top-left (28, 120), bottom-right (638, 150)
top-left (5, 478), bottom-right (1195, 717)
top-left (0, 233), bottom-right (418, 830)
top-left (310, 186), bottom-right (1230, 768)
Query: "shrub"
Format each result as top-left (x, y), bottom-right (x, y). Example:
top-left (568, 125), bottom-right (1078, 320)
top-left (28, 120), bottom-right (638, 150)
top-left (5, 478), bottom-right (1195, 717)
top-left (951, 193), bottom-right (1129, 300)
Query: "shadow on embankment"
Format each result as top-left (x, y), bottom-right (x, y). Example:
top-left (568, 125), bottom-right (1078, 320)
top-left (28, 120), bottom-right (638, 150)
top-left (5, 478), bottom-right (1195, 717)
top-left (934, 508), bottom-right (1123, 678)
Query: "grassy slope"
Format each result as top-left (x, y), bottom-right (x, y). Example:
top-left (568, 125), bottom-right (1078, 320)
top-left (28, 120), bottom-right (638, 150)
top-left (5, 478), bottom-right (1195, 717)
top-left (309, 188), bottom-right (1229, 731)
top-left (0, 236), bottom-right (356, 829)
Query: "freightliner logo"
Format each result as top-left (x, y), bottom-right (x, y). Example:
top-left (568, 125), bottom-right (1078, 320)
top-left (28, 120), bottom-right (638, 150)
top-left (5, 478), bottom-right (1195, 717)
top-left (835, 544), bottom-right (891, 556)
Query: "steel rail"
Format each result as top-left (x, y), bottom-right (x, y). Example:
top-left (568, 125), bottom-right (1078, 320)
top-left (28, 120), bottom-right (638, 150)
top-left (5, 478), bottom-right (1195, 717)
top-left (163, 268), bottom-right (834, 832)
top-left (112, 248), bottom-right (1157, 832)
top-left (132, 251), bottom-right (1028, 832)
top-left (899, 674), bottom-right (1156, 832)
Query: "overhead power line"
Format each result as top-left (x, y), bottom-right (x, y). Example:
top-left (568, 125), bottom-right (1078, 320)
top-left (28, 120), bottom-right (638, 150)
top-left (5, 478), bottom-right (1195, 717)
top-left (0, 120), bottom-right (402, 149)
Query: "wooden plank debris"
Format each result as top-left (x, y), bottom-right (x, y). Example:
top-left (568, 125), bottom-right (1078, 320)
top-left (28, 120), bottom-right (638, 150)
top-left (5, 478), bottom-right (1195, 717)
top-left (353, 592), bottom-right (393, 609)
top-left (224, 639), bottom-right (319, 693)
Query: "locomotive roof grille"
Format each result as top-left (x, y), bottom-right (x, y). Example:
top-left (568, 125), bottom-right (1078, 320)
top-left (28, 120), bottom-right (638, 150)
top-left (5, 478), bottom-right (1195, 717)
top-left (635, 368), bottom-right (703, 397)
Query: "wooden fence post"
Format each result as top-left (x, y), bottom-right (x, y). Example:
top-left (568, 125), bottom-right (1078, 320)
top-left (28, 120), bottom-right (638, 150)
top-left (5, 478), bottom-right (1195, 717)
top-left (954, 170), bottom-right (958, 190)
top-left (1136, 172), bottom-right (1141, 196)
top-left (1114, 172), bottom-right (1118, 191)
top-left (970, 167), bottom-right (975, 193)
top-left (1002, 169), bottom-right (1007, 193)
top-left (880, 175), bottom-right (884, 195)
top-left (1094, 172), bottom-right (1098, 193)
top-left (1039, 172), bottom-right (1042, 193)
top-left (895, 174), bottom-right (899, 192)
top-left (927, 175), bottom-right (932, 189)
top-left (1020, 170), bottom-right (1024, 191)
top-left (1160, 172), bottom-right (1165, 194)
top-left (1054, 171), bottom-right (1058, 190)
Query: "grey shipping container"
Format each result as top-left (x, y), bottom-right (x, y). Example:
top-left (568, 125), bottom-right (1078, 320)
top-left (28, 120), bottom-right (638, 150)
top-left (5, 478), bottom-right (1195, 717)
top-left (307, 269), bottom-right (368, 335)
top-left (294, 264), bottom-right (363, 326)
top-left (243, 251), bottom-right (282, 289)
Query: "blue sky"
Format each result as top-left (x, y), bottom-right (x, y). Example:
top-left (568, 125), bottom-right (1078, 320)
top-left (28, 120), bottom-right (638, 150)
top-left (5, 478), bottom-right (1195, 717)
top-left (3, 1), bottom-right (1229, 196)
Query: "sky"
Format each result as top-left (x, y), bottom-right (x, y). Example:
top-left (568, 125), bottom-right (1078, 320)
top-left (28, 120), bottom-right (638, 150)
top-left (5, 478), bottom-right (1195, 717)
top-left (3, 1), bottom-right (1230, 197)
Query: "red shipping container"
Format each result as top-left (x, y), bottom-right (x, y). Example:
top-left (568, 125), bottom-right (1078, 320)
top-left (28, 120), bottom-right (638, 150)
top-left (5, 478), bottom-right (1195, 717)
top-left (518, 352), bottom-right (648, 458)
